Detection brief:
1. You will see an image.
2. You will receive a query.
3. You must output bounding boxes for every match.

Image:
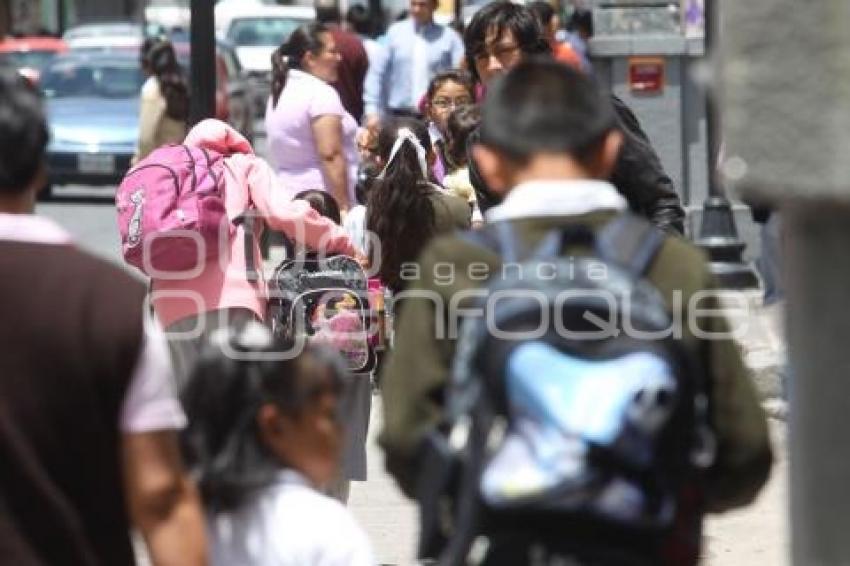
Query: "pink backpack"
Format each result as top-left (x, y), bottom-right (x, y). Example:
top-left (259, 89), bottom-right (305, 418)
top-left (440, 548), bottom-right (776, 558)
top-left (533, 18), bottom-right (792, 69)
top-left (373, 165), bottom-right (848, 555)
top-left (116, 145), bottom-right (230, 275)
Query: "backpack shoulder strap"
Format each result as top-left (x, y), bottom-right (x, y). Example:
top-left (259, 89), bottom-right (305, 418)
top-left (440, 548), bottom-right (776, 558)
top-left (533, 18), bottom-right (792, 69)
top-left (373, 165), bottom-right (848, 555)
top-left (456, 221), bottom-right (521, 263)
top-left (596, 214), bottom-right (666, 277)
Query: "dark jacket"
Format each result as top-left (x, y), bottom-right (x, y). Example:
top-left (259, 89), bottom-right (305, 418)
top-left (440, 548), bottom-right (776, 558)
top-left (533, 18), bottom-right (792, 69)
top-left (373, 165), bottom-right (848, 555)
top-left (468, 95), bottom-right (686, 234)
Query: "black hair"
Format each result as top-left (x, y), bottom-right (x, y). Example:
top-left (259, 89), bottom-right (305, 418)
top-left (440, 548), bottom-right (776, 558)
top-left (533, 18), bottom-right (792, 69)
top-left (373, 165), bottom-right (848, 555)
top-left (270, 23), bottom-right (329, 108)
top-left (463, 1), bottom-right (551, 83)
top-left (567, 7), bottom-right (594, 38)
top-left (315, 3), bottom-right (341, 25)
top-left (146, 39), bottom-right (189, 122)
top-left (346, 4), bottom-right (373, 37)
top-left (528, 1), bottom-right (555, 28)
top-left (366, 117), bottom-right (436, 292)
top-left (355, 161), bottom-right (381, 205)
top-left (140, 36), bottom-right (159, 70)
top-left (180, 322), bottom-right (345, 513)
top-left (0, 67), bottom-right (48, 195)
top-left (479, 58), bottom-right (616, 163)
top-left (294, 189), bottom-right (342, 224)
top-left (425, 69), bottom-right (475, 104)
top-left (443, 104), bottom-right (481, 172)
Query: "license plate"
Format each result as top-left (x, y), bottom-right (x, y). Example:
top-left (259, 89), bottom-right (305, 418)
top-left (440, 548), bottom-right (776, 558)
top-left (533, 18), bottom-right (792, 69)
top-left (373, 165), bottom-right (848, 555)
top-left (78, 153), bottom-right (116, 175)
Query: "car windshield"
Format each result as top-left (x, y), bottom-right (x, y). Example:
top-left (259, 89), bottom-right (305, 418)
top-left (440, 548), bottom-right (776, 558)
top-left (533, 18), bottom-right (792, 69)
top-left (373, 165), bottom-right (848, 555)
top-left (40, 59), bottom-right (144, 99)
top-left (0, 50), bottom-right (58, 70)
top-left (227, 17), bottom-right (304, 47)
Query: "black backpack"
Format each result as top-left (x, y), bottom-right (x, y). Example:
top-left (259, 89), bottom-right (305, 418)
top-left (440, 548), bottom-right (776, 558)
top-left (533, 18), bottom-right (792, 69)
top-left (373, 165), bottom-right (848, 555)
top-left (266, 252), bottom-right (377, 374)
top-left (416, 215), bottom-right (716, 565)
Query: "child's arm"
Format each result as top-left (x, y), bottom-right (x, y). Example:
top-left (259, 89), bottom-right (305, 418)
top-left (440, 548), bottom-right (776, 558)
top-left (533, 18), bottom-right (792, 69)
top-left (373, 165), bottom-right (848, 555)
top-left (243, 155), bottom-right (358, 257)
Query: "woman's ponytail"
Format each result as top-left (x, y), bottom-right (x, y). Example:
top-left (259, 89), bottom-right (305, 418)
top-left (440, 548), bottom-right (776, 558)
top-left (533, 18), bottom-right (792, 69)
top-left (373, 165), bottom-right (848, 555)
top-left (270, 46), bottom-right (289, 108)
top-left (269, 23), bottom-right (328, 109)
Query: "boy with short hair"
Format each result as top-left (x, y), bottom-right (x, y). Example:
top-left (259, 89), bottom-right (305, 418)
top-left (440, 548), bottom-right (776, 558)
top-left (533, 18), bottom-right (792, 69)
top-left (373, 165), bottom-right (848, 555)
top-left (380, 59), bottom-right (772, 564)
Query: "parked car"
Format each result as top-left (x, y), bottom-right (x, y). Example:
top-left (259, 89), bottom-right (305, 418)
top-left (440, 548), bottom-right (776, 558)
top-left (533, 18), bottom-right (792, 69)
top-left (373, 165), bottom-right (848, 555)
top-left (220, 5), bottom-right (315, 115)
top-left (0, 36), bottom-right (67, 84)
top-left (63, 22), bottom-right (145, 52)
top-left (41, 52), bottom-right (143, 191)
top-left (62, 24), bottom-right (254, 142)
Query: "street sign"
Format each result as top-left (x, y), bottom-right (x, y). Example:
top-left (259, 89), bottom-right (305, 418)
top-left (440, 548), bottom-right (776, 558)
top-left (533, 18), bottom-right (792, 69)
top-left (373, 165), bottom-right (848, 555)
top-left (628, 57), bottom-right (665, 94)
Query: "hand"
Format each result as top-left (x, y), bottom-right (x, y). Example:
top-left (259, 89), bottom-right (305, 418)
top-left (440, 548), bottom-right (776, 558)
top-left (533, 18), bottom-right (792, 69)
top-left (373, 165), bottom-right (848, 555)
top-left (364, 113), bottom-right (380, 133)
top-left (356, 127), bottom-right (378, 160)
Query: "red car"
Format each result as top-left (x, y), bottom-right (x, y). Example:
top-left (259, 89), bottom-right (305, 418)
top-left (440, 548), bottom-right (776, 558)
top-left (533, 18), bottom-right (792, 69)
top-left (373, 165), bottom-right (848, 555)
top-left (0, 36), bottom-right (68, 84)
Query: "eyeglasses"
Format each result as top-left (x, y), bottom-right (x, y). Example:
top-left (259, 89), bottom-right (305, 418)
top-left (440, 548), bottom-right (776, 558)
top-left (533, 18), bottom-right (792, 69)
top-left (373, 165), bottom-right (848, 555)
top-left (473, 43), bottom-right (521, 64)
top-left (431, 97), bottom-right (473, 110)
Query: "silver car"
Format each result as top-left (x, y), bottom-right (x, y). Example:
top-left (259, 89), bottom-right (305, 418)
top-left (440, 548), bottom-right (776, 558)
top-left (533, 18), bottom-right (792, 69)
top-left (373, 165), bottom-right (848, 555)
top-left (41, 52), bottom-right (143, 192)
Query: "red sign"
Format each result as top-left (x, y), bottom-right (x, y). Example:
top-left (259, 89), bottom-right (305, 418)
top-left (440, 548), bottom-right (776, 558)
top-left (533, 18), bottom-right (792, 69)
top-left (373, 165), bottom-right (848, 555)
top-left (629, 57), bottom-right (665, 94)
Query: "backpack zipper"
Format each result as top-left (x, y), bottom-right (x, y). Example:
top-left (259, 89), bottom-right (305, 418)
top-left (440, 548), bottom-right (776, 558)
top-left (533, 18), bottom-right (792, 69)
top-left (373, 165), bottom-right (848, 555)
top-left (121, 163), bottom-right (180, 198)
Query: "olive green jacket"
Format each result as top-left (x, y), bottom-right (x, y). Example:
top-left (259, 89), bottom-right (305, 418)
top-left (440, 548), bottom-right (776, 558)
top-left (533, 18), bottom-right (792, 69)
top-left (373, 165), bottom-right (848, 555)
top-left (379, 210), bottom-right (772, 514)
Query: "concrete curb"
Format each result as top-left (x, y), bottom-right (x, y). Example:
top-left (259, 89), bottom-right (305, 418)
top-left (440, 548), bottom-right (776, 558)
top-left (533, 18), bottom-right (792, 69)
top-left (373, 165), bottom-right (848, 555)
top-left (719, 290), bottom-right (787, 418)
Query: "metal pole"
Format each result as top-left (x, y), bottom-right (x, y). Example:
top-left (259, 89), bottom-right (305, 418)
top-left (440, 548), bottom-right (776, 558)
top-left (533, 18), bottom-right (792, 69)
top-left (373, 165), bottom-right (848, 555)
top-left (189, 0), bottom-right (216, 126)
top-left (58, 0), bottom-right (67, 36)
top-left (704, 0), bottom-right (721, 199)
top-left (695, 0), bottom-right (758, 289)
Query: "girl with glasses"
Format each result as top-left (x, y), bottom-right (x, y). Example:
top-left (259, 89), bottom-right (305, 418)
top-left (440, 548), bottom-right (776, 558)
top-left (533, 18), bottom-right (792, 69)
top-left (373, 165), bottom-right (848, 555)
top-left (423, 70), bottom-right (475, 183)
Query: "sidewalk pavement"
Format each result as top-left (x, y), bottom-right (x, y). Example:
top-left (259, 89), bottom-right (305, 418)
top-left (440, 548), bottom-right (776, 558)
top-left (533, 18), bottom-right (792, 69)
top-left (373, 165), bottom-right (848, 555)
top-left (352, 403), bottom-right (788, 566)
top-left (350, 290), bottom-right (790, 565)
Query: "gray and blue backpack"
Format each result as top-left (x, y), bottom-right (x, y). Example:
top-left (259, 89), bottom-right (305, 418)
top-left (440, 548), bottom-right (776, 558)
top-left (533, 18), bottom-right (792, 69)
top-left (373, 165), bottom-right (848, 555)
top-left (417, 215), bottom-right (716, 565)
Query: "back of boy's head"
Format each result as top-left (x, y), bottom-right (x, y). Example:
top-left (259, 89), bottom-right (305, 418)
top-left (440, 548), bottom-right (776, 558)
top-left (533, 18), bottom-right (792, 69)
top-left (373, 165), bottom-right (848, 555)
top-left (356, 162), bottom-right (381, 205)
top-left (479, 58), bottom-right (616, 164)
top-left (0, 67), bottom-right (48, 196)
top-left (294, 189), bottom-right (342, 224)
top-left (528, 0), bottom-right (555, 28)
top-left (180, 321), bottom-right (344, 511)
top-left (346, 4), bottom-right (372, 36)
top-left (568, 7), bottom-right (593, 37)
top-left (446, 104), bottom-right (481, 169)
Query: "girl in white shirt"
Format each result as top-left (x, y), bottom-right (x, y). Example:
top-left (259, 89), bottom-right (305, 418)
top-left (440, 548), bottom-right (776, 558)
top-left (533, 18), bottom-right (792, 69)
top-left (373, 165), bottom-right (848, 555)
top-left (181, 322), bottom-right (375, 566)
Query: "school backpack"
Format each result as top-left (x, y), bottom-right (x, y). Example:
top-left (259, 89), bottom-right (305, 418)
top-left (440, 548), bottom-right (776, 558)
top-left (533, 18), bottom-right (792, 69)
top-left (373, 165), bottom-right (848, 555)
top-left (266, 251), bottom-right (377, 374)
top-left (116, 144), bottom-right (230, 275)
top-left (416, 215), bottom-right (716, 565)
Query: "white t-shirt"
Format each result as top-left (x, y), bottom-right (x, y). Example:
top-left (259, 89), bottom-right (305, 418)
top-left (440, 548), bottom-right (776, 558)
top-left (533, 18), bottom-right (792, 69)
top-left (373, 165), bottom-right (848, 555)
top-left (208, 470), bottom-right (375, 566)
top-left (343, 205), bottom-right (368, 256)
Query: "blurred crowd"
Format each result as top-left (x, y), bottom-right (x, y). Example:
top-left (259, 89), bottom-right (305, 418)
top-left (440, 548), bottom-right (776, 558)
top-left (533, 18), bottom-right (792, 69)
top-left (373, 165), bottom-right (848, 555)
top-left (0, 2), bottom-right (773, 566)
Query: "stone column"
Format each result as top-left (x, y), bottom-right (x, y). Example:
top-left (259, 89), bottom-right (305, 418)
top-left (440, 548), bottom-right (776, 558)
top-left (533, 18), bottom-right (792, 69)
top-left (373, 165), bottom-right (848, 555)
top-left (722, 0), bottom-right (850, 563)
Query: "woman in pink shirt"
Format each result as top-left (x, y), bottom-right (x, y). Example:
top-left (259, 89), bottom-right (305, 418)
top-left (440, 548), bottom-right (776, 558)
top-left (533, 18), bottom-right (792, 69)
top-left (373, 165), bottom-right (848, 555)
top-left (265, 24), bottom-right (359, 212)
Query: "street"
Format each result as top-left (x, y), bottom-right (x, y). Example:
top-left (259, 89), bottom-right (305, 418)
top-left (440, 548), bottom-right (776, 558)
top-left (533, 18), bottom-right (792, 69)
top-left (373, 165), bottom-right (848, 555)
top-left (39, 183), bottom-right (788, 565)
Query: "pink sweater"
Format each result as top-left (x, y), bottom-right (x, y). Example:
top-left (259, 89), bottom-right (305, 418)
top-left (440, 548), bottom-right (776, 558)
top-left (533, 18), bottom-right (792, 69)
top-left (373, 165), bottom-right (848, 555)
top-left (151, 119), bottom-right (357, 328)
